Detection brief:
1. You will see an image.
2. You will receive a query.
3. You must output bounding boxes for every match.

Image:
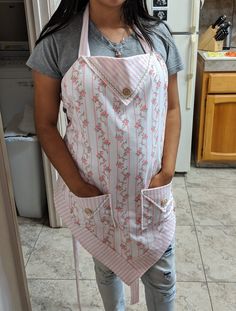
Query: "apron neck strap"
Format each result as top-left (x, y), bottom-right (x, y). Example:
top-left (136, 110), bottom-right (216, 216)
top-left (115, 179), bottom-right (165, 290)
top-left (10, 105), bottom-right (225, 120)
top-left (78, 4), bottom-right (91, 57)
top-left (78, 4), bottom-right (152, 58)
top-left (133, 26), bottom-right (152, 54)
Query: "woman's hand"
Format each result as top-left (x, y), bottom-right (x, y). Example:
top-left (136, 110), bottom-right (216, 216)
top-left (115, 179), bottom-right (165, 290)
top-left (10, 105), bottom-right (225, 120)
top-left (148, 169), bottom-right (173, 189)
top-left (72, 181), bottom-right (103, 198)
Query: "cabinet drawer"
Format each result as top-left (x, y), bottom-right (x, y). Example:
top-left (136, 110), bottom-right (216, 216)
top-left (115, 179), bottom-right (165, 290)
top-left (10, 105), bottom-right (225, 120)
top-left (208, 73), bottom-right (236, 93)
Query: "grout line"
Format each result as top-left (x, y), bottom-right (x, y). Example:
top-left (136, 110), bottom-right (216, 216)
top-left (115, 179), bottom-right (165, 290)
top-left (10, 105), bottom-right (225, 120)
top-left (24, 221), bottom-right (45, 268)
top-left (26, 276), bottom-right (236, 284)
top-left (185, 184), bottom-right (236, 189)
top-left (27, 277), bottom-right (77, 281)
top-left (184, 170), bottom-right (215, 311)
top-left (176, 280), bottom-right (236, 284)
top-left (205, 280), bottom-right (236, 284)
top-left (177, 224), bottom-right (236, 227)
top-left (26, 277), bottom-right (236, 284)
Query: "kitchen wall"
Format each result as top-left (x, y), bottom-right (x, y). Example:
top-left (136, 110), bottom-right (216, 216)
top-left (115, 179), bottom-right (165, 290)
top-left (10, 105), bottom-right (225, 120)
top-left (200, 0), bottom-right (236, 48)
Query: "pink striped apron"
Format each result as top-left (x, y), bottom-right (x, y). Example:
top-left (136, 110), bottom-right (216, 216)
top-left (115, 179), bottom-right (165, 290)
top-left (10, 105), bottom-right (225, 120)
top-left (54, 4), bottom-right (176, 307)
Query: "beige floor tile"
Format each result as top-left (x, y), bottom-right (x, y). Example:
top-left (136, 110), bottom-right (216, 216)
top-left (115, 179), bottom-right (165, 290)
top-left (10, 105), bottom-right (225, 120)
top-left (18, 217), bottom-right (44, 265)
top-left (186, 166), bottom-right (236, 188)
top-left (172, 175), bottom-right (186, 188)
top-left (173, 186), bottom-right (194, 226)
top-left (196, 226), bottom-right (236, 282)
top-left (77, 245), bottom-right (96, 280)
top-left (176, 282), bottom-right (212, 311)
top-left (27, 279), bottom-right (79, 311)
top-left (26, 226), bottom-right (76, 279)
top-left (176, 226), bottom-right (205, 282)
top-left (79, 280), bottom-right (104, 310)
top-left (208, 283), bottom-right (236, 311)
top-left (188, 186), bottom-right (236, 225)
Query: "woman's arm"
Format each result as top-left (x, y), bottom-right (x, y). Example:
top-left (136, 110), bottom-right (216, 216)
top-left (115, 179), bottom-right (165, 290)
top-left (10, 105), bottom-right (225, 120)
top-left (149, 73), bottom-right (181, 188)
top-left (33, 70), bottom-right (102, 197)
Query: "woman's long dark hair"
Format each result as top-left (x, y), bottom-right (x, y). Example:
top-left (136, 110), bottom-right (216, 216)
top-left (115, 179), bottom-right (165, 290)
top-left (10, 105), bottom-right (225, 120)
top-left (35, 0), bottom-right (165, 49)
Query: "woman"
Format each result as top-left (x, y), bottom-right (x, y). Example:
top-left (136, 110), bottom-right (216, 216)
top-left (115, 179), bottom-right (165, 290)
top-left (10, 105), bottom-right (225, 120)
top-left (27, 0), bottom-right (183, 310)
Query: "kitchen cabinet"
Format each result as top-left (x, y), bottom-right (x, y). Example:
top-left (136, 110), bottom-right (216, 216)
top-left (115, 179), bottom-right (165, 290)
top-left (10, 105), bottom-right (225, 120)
top-left (193, 52), bottom-right (236, 165)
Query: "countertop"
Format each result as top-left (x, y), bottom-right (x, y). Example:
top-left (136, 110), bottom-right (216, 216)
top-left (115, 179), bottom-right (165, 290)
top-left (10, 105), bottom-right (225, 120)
top-left (198, 49), bottom-right (236, 72)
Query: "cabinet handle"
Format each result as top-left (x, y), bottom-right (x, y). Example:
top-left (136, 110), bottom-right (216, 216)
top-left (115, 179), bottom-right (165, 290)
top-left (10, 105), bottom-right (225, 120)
top-left (186, 34), bottom-right (197, 110)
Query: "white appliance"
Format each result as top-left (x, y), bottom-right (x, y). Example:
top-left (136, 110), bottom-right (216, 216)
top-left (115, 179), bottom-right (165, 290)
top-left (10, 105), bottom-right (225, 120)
top-left (148, 0), bottom-right (201, 172)
top-left (5, 114), bottom-right (47, 218)
top-left (0, 54), bottom-right (47, 218)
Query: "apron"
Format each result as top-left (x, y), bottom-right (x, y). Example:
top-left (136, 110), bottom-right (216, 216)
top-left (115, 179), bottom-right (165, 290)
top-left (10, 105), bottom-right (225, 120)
top-left (53, 4), bottom-right (176, 307)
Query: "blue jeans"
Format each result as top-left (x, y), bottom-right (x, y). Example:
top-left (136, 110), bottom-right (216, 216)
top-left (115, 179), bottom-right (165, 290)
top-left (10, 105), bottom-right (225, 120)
top-left (93, 234), bottom-right (176, 311)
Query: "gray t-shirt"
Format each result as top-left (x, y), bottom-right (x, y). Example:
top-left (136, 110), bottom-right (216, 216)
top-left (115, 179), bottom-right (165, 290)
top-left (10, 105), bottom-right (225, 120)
top-left (26, 12), bottom-right (184, 79)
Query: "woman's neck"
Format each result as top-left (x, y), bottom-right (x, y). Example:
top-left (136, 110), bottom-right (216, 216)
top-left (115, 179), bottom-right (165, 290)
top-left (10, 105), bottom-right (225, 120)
top-left (89, 1), bottom-right (125, 29)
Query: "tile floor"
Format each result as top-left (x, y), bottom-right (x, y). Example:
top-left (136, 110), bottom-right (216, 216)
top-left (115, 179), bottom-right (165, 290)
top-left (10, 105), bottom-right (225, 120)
top-left (18, 166), bottom-right (236, 311)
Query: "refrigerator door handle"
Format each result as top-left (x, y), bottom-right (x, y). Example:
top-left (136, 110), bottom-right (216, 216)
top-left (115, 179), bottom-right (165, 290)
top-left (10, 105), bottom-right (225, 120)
top-left (186, 34), bottom-right (198, 110)
top-left (190, 0), bottom-right (198, 33)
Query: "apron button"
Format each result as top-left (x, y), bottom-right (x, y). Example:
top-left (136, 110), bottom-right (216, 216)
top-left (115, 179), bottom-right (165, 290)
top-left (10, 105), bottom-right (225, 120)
top-left (160, 199), bottom-right (168, 207)
top-left (122, 88), bottom-right (132, 97)
top-left (84, 208), bottom-right (93, 216)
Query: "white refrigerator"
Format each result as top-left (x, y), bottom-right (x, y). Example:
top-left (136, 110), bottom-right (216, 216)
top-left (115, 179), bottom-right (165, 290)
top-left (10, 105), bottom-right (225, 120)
top-left (147, 0), bottom-right (201, 172)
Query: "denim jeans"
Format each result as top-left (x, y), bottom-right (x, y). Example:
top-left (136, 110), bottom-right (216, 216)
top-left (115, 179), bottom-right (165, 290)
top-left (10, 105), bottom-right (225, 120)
top-left (93, 234), bottom-right (176, 311)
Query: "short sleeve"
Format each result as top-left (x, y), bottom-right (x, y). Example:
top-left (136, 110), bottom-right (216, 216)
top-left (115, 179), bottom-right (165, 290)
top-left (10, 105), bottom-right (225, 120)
top-left (153, 22), bottom-right (184, 76)
top-left (26, 34), bottom-right (62, 79)
top-left (166, 36), bottom-right (184, 76)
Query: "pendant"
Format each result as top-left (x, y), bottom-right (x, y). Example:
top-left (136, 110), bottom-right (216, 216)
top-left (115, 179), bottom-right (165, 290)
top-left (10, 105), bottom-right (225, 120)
top-left (115, 50), bottom-right (122, 58)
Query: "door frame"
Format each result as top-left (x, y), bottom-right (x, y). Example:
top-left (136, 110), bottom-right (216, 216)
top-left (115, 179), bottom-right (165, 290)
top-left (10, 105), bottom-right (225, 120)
top-left (0, 114), bottom-right (32, 311)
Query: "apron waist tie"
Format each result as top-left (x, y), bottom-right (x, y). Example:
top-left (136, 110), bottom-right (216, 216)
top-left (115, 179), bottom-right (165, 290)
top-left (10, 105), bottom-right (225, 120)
top-left (130, 278), bottom-right (140, 305)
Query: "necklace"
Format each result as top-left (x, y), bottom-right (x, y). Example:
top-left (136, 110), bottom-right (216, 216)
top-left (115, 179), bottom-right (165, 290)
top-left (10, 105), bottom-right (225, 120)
top-left (106, 37), bottom-right (125, 58)
top-left (101, 27), bottom-right (129, 58)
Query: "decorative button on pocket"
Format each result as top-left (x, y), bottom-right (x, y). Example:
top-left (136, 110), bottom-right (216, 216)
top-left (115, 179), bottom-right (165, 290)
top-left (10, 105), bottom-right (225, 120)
top-left (84, 208), bottom-right (93, 216)
top-left (122, 88), bottom-right (132, 97)
top-left (160, 199), bottom-right (168, 207)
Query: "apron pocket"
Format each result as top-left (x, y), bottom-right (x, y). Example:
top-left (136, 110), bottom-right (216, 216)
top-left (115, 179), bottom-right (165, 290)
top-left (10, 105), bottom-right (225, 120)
top-left (141, 181), bottom-right (174, 231)
top-left (69, 193), bottom-right (115, 235)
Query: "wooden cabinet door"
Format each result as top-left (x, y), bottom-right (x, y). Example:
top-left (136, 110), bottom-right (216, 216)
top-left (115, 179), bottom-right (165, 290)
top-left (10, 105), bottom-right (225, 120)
top-left (203, 95), bottom-right (236, 161)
